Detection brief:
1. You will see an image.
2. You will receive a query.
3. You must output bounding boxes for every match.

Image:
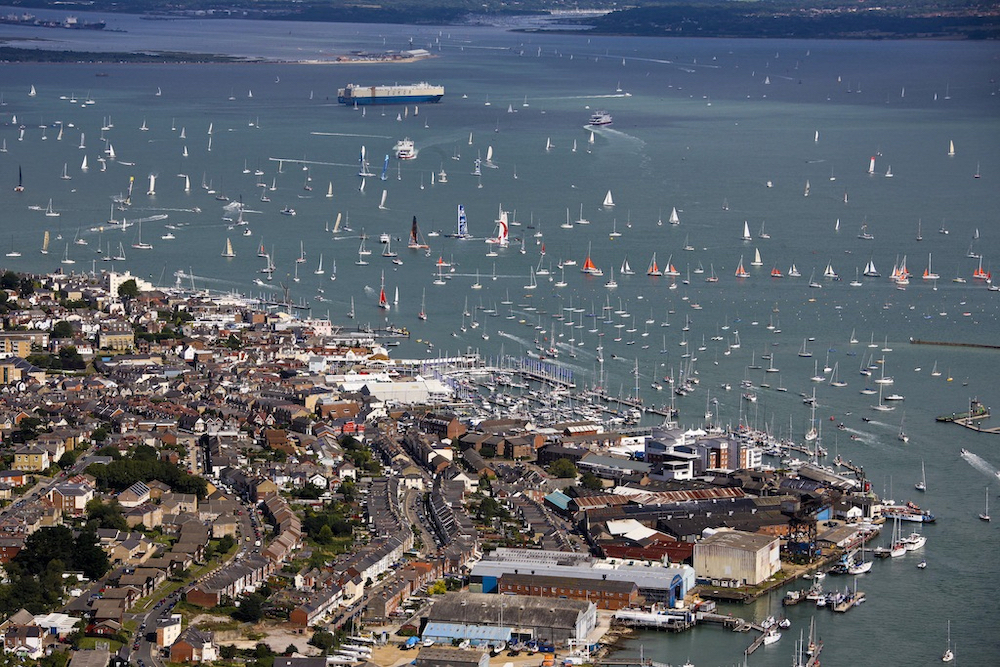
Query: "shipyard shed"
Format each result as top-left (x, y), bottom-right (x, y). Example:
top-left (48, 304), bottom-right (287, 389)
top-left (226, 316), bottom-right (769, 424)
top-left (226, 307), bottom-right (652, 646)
top-left (425, 592), bottom-right (596, 644)
top-left (692, 529), bottom-right (780, 587)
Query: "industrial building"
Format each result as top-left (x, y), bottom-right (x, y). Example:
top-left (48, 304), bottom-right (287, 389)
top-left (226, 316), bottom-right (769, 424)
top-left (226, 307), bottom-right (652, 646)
top-left (692, 529), bottom-right (780, 587)
top-left (423, 592), bottom-right (596, 646)
top-left (470, 547), bottom-right (694, 607)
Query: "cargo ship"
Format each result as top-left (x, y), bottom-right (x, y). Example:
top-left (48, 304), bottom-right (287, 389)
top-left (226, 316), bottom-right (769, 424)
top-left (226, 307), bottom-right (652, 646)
top-left (338, 82), bottom-right (444, 106)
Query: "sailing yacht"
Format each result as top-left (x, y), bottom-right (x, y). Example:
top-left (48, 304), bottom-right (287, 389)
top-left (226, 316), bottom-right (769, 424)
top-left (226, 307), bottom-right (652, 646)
top-left (741, 220), bottom-right (752, 241)
top-left (915, 461), bottom-right (926, 492)
top-left (647, 253), bottom-right (662, 277)
top-left (602, 190), bottom-right (614, 207)
top-left (221, 238), bottom-right (236, 258)
top-left (734, 255), bottom-right (749, 278)
top-left (980, 487), bottom-right (991, 522)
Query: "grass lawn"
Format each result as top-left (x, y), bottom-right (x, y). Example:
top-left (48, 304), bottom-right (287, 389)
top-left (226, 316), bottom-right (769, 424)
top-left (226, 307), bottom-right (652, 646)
top-left (79, 637), bottom-right (123, 652)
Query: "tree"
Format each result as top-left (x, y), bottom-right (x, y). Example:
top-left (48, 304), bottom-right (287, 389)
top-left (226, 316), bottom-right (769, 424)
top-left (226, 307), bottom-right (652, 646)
top-left (57, 451), bottom-right (79, 470)
top-left (232, 591), bottom-right (266, 622)
top-left (548, 458), bottom-right (578, 479)
top-left (117, 279), bottom-right (139, 300)
top-left (0, 271), bottom-right (18, 291)
top-left (580, 472), bottom-right (604, 490)
top-left (307, 630), bottom-right (335, 654)
top-left (51, 321), bottom-right (74, 339)
top-left (316, 525), bottom-right (334, 545)
top-left (428, 580), bottom-right (447, 595)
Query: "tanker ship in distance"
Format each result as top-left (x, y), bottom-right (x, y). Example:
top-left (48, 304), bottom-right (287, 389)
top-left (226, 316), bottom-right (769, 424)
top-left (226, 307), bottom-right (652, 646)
top-left (337, 82), bottom-right (444, 105)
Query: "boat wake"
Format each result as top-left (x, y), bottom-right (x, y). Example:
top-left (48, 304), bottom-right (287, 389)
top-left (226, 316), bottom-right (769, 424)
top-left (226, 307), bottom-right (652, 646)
top-left (310, 132), bottom-right (392, 139)
top-left (960, 449), bottom-right (1000, 481)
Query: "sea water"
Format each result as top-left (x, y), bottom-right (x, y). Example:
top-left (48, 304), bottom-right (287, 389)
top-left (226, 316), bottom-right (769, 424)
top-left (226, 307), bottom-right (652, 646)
top-left (1, 12), bottom-right (999, 665)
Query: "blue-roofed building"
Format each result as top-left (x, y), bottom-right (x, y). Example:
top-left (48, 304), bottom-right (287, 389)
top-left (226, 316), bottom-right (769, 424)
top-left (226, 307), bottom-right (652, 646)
top-left (543, 490), bottom-right (571, 515)
top-left (422, 622), bottom-right (512, 647)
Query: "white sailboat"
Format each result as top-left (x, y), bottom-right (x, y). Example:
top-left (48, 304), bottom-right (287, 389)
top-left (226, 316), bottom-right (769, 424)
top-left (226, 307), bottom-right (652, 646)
top-left (221, 238), bottom-right (235, 258)
top-left (915, 461), bottom-right (926, 492)
top-left (741, 220), bottom-right (752, 241)
top-left (942, 621), bottom-right (954, 662)
top-left (45, 199), bottom-right (60, 218)
top-left (602, 189), bottom-right (615, 207)
top-left (980, 487), bottom-right (991, 522)
top-left (669, 207), bottom-right (680, 225)
top-left (751, 248), bottom-right (763, 266)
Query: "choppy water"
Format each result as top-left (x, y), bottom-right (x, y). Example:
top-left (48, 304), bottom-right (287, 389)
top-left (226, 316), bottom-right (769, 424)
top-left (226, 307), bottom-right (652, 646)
top-left (1, 11), bottom-right (999, 665)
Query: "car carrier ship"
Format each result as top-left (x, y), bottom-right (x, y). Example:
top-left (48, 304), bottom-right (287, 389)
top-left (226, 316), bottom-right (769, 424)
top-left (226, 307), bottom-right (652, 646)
top-left (337, 82), bottom-right (444, 106)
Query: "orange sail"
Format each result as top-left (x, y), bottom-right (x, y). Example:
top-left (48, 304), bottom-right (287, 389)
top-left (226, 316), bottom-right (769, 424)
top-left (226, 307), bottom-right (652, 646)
top-left (735, 256), bottom-right (749, 278)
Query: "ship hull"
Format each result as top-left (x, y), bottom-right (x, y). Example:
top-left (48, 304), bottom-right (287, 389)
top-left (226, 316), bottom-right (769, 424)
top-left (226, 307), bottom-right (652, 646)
top-left (338, 83), bottom-right (444, 106)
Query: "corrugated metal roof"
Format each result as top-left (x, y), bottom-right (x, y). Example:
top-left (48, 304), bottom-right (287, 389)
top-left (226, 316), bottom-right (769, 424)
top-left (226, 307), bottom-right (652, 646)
top-left (423, 622), bottom-right (511, 642)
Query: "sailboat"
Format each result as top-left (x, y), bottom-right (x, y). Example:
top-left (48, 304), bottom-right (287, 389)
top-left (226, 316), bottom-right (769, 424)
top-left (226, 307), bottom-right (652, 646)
top-left (647, 255), bottom-right (664, 280)
top-left (620, 255), bottom-right (634, 275)
top-left (734, 255), bottom-right (749, 278)
top-left (948, 140), bottom-right (955, 157)
top-left (898, 413), bottom-right (909, 442)
top-left (44, 199), bottom-right (60, 217)
top-left (377, 272), bottom-right (390, 310)
top-left (347, 297), bottom-right (355, 319)
top-left (580, 242), bottom-right (603, 276)
top-left (741, 220), bottom-right (752, 241)
top-left (980, 487), bottom-right (991, 522)
top-left (60, 244), bottom-right (75, 265)
top-left (923, 253), bottom-right (940, 280)
top-left (40, 231), bottom-right (50, 255)
top-left (750, 248), bottom-right (763, 266)
top-left (942, 621), bottom-right (954, 662)
top-left (418, 289), bottom-right (427, 320)
top-left (847, 540), bottom-right (872, 575)
top-left (221, 238), bottom-right (236, 258)
top-left (915, 461), bottom-right (926, 492)
top-left (602, 189), bottom-right (615, 207)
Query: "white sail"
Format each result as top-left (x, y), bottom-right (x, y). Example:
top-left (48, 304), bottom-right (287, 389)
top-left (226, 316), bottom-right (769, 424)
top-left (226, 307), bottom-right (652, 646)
top-left (603, 190), bottom-right (615, 207)
top-left (948, 140), bottom-right (955, 156)
top-left (669, 207), bottom-right (680, 225)
top-left (147, 174), bottom-right (156, 196)
top-left (379, 189), bottom-right (387, 210)
top-left (326, 182), bottom-right (333, 198)
top-left (80, 155), bottom-right (88, 171)
top-left (742, 220), bottom-right (752, 241)
top-left (184, 175), bottom-right (191, 192)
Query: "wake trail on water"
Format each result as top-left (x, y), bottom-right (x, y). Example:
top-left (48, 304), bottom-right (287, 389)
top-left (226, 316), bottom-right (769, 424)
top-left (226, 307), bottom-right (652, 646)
top-left (960, 450), bottom-right (1000, 481)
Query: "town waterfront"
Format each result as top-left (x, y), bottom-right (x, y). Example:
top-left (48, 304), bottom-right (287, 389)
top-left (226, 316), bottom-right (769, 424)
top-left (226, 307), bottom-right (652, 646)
top-left (1, 9), bottom-right (999, 665)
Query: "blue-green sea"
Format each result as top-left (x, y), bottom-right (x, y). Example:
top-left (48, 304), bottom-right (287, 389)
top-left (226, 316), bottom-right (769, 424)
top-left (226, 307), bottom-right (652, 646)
top-left (1, 8), bottom-right (999, 665)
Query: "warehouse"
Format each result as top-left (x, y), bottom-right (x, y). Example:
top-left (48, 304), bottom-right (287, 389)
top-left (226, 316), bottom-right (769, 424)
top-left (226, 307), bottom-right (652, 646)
top-left (692, 529), bottom-right (780, 587)
top-left (423, 592), bottom-right (596, 646)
